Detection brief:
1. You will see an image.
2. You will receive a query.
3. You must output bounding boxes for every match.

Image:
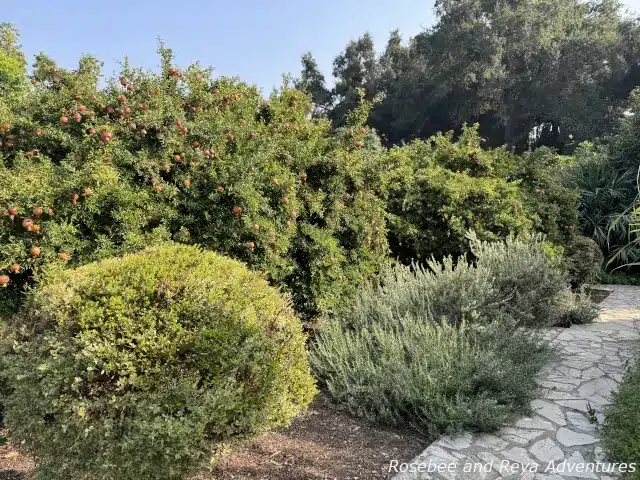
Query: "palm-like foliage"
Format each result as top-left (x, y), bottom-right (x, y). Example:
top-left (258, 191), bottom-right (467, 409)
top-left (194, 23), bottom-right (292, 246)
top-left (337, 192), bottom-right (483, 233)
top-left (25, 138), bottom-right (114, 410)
top-left (566, 147), bottom-right (634, 254)
top-left (607, 169), bottom-right (640, 269)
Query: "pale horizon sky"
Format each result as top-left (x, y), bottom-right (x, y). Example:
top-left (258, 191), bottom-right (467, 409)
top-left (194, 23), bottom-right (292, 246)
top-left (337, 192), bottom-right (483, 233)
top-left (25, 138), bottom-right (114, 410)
top-left (3, 0), bottom-right (640, 93)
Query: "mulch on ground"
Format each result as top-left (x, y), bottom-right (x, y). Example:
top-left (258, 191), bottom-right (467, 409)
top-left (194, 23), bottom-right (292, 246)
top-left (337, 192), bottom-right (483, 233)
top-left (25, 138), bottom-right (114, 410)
top-left (0, 393), bottom-right (428, 480)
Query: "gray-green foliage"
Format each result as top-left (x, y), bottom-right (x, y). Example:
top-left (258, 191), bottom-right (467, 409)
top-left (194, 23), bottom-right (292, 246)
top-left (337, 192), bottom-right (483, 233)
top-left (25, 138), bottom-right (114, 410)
top-left (311, 235), bottom-right (597, 436)
top-left (311, 312), bottom-right (549, 436)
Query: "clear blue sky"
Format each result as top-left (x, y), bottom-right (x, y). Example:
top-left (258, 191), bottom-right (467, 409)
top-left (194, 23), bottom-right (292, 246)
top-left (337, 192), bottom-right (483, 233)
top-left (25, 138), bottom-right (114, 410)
top-left (3, 0), bottom-right (434, 93)
top-left (4, 0), bottom-right (640, 93)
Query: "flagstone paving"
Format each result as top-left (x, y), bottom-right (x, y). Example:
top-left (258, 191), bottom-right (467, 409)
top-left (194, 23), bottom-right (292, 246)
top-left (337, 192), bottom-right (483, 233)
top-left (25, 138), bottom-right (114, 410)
top-left (393, 285), bottom-right (640, 480)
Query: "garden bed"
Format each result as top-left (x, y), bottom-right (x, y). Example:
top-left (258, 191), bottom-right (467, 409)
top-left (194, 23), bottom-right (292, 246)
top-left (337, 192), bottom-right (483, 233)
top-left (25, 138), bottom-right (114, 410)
top-left (0, 394), bottom-right (428, 480)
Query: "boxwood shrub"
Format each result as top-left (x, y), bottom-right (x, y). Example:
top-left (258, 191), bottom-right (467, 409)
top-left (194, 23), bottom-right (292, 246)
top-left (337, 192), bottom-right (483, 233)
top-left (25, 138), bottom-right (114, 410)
top-left (1, 244), bottom-right (316, 480)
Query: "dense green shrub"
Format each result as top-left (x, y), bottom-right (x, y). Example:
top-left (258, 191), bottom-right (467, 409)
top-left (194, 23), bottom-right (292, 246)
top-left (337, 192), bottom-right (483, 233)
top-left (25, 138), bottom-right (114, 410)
top-left (373, 126), bottom-right (532, 262)
top-left (0, 45), bottom-right (388, 321)
top-left (565, 235), bottom-right (604, 287)
top-left (602, 353), bottom-right (640, 480)
top-left (371, 126), bottom-right (579, 264)
top-left (1, 244), bottom-right (316, 480)
top-left (516, 147), bottom-right (581, 245)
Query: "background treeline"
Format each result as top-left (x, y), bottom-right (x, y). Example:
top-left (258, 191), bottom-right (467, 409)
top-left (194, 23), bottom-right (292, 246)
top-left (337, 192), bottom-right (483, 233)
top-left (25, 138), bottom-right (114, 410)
top-left (296, 0), bottom-right (640, 272)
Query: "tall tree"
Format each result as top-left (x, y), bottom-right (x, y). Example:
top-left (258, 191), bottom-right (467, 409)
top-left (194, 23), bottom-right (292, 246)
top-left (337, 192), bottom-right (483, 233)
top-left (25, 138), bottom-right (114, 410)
top-left (299, 0), bottom-right (638, 152)
top-left (295, 52), bottom-right (332, 115)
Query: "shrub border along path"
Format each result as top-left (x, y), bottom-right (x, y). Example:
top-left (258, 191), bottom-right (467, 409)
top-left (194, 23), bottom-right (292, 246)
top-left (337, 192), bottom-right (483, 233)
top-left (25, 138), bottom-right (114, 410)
top-left (393, 285), bottom-right (640, 480)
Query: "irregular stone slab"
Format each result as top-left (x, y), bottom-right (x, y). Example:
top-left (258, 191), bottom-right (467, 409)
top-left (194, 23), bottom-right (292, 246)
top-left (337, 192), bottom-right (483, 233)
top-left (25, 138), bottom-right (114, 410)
top-left (515, 416), bottom-right (555, 431)
top-left (556, 366), bottom-right (582, 377)
top-left (476, 451), bottom-right (504, 475)
top-left (543, 376), bottom-right (583, 386)
top-left (550, 450), bottom-right (598, 479)
top-left (531, 400), bottom-right (567, 426)
top-left (537, 380), bottom-right (577, 392)
top-left (566, 411), bottom-right (597, 433)
top-left (556, 427), bottom-right (597, 446)
top-left (499, 427), bottom-right (545, 445)
top-left (501, 446), bottom-right (537, 466)
top-left (436, 432), bottom-right (473, 450)
top-left (474, 433), bottom-right (509, 450)
top-left (577, 377), bottom-right (617, 403)
top-left (543, 391), bottom-right (581, 401)
top-left (581, 366), bottom-right (605, 380)
top-left (529, 438), bottom-right (564, 463)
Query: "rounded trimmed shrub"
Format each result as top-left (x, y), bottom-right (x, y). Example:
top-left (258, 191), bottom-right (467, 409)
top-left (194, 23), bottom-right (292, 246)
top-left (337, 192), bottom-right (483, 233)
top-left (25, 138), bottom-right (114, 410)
top-left (566, 235), bottom-right (604, 288)
top-left (2, 244), bottom-right (316, 480)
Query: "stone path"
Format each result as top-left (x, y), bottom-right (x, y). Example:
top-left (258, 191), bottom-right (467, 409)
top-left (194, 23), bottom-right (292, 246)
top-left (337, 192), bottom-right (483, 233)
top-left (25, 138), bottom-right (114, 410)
top-left (393, 285), bottom-right (640, 480)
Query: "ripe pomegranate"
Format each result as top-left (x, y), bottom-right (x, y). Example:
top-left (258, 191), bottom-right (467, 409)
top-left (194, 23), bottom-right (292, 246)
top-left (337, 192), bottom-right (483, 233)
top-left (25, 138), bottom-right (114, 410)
top-left (240, 119), bottom-right (248, 125)
top-left (0, 122), bottom-right (10, 132)
top-left (58, 252), bottom-right (70, 261)
top-left (211, 88), bottom-right (220, 95)
top-left (300, 173), bottom-right (307, 183)
top-left (60, 116), bottom-right (69, 125)
top-left (35, 128), bottom-right (44, 136)
top-left (163, 163), bottom-right (170, 171)
top-left (0, 275), bottom-right (9, 287)
top-left (107, 106), bottom-right (115, 114)
top-left (217, 185), bottom-right (224, 192)
top-left (123, 106), bottom-right (132, 115)
top-left (359, 127), bottom-right (366, 134)
top-left (233, 206), bottom-right (242, 216)
top-left (174, 154), bottom-right (181, 162)
top-left (248, 131), bottom-right (256, 140)
top-left (48, 208), bottom-right (54, 216)
top-left (248, 241), bottom-right (255, 250)
top-left (192, 141), bottom-right (200, 147)
top-left (73, 113), bottom-right (82, 122)
top-left (31, 224), bottom-right (41, 233)
top-left (10, 264), bottom-right (20, 273)
top-left (91, 95), bottom-right (97, 101)
top-left (74, 95), bottom-right (82, 101)
top-left (118, 94), bottom-right (127, 103)
top-left (355, 141), bottom-right (363, 149)
top-left (184, 179), bottom-right (191, 188)
top-left (151, 177), bottom-right (158, 184)
top-left (128, 122), bottom-right (136, 129)
top-left (290, 210), bottom-right (297, 219)
top-left (155, 185), bottom-right (163, 192)
top-left (33, 207), bottom-right (43, 217)
top-left (175, 119), bottom-right (183, 127)
top-left (79, 105), bottom-right (87, 112)
top-left (348, 128), bottom-right (354, 137)
top-left (100, 131), bottom-right (112, 142)
top-left (7, 207), bottom-right (18, 217)
top-left (22, 219), bottom-right (33, 230)
top-left (30, 247), bottom-right (41, 257)
top-left (89, 128), bottom-right (97, 136)
top-left (72, 193), bottom-right (80, 204)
